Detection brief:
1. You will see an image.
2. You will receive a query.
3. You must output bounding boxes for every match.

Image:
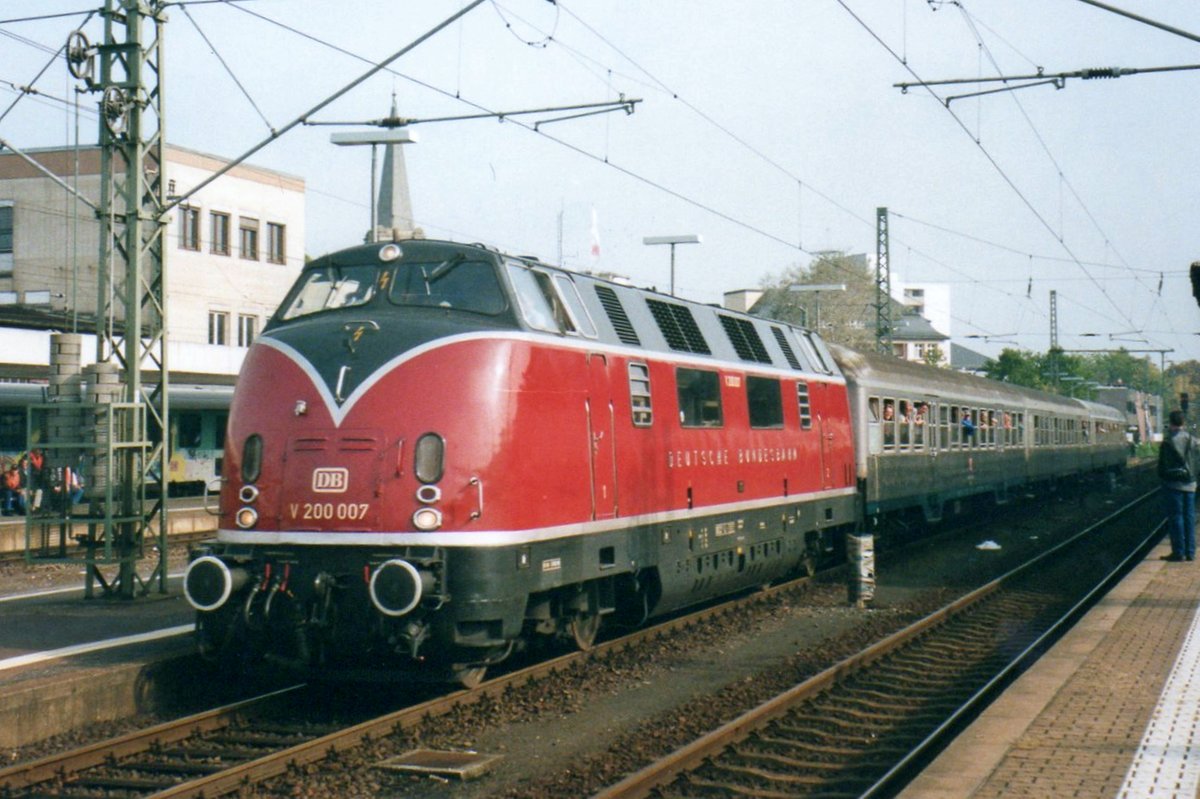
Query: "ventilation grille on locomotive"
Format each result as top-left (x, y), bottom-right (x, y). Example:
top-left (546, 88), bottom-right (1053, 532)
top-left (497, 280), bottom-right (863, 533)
top-left (719, 315), bottom-right (771, 363)
top-left (646, 299), bottom-right (710, 354)
top-left (594, 285), bottom-right (641, 346)
top-left (771, 326), bottom-right (803, 370)
top-left (796, 382), bottom-right (813, 429)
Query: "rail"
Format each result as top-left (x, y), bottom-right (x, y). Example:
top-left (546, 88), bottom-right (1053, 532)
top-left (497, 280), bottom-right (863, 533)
top-left (591, 487), bottom-right (1161, 798)
top-left (0, 554), bottom-right (826, 798)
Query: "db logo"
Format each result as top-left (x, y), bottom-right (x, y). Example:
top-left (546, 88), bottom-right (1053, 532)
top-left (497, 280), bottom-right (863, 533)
top-left (312, 468), bottom-right (349, 493)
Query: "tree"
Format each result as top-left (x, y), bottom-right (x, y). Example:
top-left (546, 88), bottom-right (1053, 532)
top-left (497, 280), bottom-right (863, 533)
top-left (1166, 360), bottom-right (1200, 409)
top-left (1078, 349), bottom-right (1157, 392)
top-left (755, 252), bottom-right (905, 351)
top-left (983, 348), bottom-right (1046, 390)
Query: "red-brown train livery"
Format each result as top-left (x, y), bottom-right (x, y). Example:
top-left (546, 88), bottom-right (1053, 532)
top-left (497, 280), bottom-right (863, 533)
top-left (183, 239), bottom-right (1125, 684)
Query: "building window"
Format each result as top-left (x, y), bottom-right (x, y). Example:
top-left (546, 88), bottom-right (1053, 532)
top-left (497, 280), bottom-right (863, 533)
top-left (211, 212), bottom-right (230, 256)
top-left (239, 217), bottom-right (259, 260)
top-left (267, 222), bottom-right (286, 264)
top-left (237, 314), bottom-right (256, 347)
top-left (180, 206), bottom-right (200, 251)
top-left (208, 310), bottom-right (228, 345)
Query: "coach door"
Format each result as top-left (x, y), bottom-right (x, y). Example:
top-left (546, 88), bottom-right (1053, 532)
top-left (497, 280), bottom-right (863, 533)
top-left (587, 354), bottom-right (618, 519)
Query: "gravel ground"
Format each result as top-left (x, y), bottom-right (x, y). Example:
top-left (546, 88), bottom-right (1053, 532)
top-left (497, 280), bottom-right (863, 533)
top-left (0, 540), bottom-right (193, 596)
top-left (0, 471), bottom-right (1157, 797)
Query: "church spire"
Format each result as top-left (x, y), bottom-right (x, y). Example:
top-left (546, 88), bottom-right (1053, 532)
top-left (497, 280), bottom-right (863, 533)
top-left (375, 91), bottom-right (418, 241)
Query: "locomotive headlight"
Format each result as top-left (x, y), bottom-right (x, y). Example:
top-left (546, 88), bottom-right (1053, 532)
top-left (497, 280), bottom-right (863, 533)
top-left (415, 484), bottom-right (441, 504)
top-left (412, 506), bottom-right (443, 531)
top-left (414, 433), bottom-right (445, 483)
top-left (239, 484), bottom-right (260, 504)
top-left (236, 506), bottom-right (259, 529)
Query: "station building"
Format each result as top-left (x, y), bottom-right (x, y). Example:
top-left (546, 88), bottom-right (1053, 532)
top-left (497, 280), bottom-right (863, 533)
top-left (0, 143), bottom-right (306, 383)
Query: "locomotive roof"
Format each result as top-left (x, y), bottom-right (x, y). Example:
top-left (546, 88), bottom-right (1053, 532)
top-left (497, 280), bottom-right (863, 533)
top-left (299, 239), bottom-right (844, 382)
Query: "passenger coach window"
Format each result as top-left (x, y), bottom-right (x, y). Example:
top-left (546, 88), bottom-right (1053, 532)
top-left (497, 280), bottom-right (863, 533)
top-left (882, 398), bottom-right (896, 449)
top-left (628, 363), bottom-right (653, 427)
top-left (747, 377), bottom-right (783, 428)
top-left (177, 412), bottom-right (202, 449)
top-left (677, 368), bottom-right (723, 427)
top-left (913, 401), bottom-right (928, 449)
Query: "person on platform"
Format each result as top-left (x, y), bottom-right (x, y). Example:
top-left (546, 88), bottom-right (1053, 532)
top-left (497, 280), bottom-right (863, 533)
top-left (1157, 409), bottom-right (1197, 562)
top-left (2, 460), bottom-right (22, 516)
top-left (27, 448), bottom-right (45, 513)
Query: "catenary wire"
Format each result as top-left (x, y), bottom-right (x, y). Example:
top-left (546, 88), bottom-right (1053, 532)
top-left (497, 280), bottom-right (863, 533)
top-left (178, 4), bottom-right (275, 134)
top-left (835, 0), bottom-right (1153, 348)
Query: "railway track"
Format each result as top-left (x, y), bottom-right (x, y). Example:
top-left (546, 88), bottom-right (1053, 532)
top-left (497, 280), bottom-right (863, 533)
top-left (0, 477), bottom-right (1152, 798)
top-left (592, 487), bottom-right (1162, 799)
top-left (0, 554), bottom-right (829, 798)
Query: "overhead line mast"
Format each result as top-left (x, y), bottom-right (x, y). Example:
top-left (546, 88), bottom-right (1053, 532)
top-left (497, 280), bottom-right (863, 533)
top-left (94, 0), bottom-right (168, 597)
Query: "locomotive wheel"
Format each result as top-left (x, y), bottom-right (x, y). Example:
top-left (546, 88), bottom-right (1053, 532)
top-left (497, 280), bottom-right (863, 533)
top-left (569, 612), bottom-right (602, 651)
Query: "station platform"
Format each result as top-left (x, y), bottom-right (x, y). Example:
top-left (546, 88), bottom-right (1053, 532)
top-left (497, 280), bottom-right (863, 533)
top-left (0, 497), bottom-right (216, 556)
top-left (0, 579), bottom-right (198, 750)
top-left (902, 537), bottom-right (1200, 799)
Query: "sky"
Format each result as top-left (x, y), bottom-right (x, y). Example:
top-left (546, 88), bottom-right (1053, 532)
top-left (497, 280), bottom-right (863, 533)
top-left (3, 0), bottom-right (1199, 367)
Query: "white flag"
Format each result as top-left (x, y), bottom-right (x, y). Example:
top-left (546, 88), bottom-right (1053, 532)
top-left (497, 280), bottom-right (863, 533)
top-left (589, 208), bottom-right (601, 260)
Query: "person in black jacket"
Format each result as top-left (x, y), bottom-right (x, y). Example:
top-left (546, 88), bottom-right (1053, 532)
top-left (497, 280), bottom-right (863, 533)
top-left (1158, 409), bottom-right (1197, 561)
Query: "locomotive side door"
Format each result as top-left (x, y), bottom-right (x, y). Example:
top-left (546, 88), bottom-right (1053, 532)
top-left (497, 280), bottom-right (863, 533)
top-left (817, 412), bottom-right (835, 490)
top-left (814, 383), bottom-right (835, 490)
top-left (587, 353), bottom-right (618, 519)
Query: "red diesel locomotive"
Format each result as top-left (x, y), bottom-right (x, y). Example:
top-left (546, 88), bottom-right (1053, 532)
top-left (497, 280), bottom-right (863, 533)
top-left (184, 239), bottom-right (858, 683)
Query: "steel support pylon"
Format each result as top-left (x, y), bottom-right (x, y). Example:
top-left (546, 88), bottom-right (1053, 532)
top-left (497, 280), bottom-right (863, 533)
top-left (91, 0), bottom-right (169, 598)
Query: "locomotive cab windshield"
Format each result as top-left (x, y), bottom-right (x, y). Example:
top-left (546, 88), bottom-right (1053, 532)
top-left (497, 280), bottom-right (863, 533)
top-left (277, 256), bottom-right (508, 321)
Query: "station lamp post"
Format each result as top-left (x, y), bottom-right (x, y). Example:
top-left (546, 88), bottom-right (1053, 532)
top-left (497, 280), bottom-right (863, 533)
top-left (788, 283), bottom-right (846, 331)
top-left (331, 128), bottom-right (417, 243)
top-left (643, 234), bottom-right (701, 297)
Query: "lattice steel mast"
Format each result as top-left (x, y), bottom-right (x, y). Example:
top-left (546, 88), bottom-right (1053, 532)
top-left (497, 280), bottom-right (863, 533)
top-left (91, 0), bottom-right (169, 597)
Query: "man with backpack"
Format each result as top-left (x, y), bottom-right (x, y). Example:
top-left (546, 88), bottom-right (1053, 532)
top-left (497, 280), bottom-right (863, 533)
top-left (1158, 409), bottom-right (1197, 561)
